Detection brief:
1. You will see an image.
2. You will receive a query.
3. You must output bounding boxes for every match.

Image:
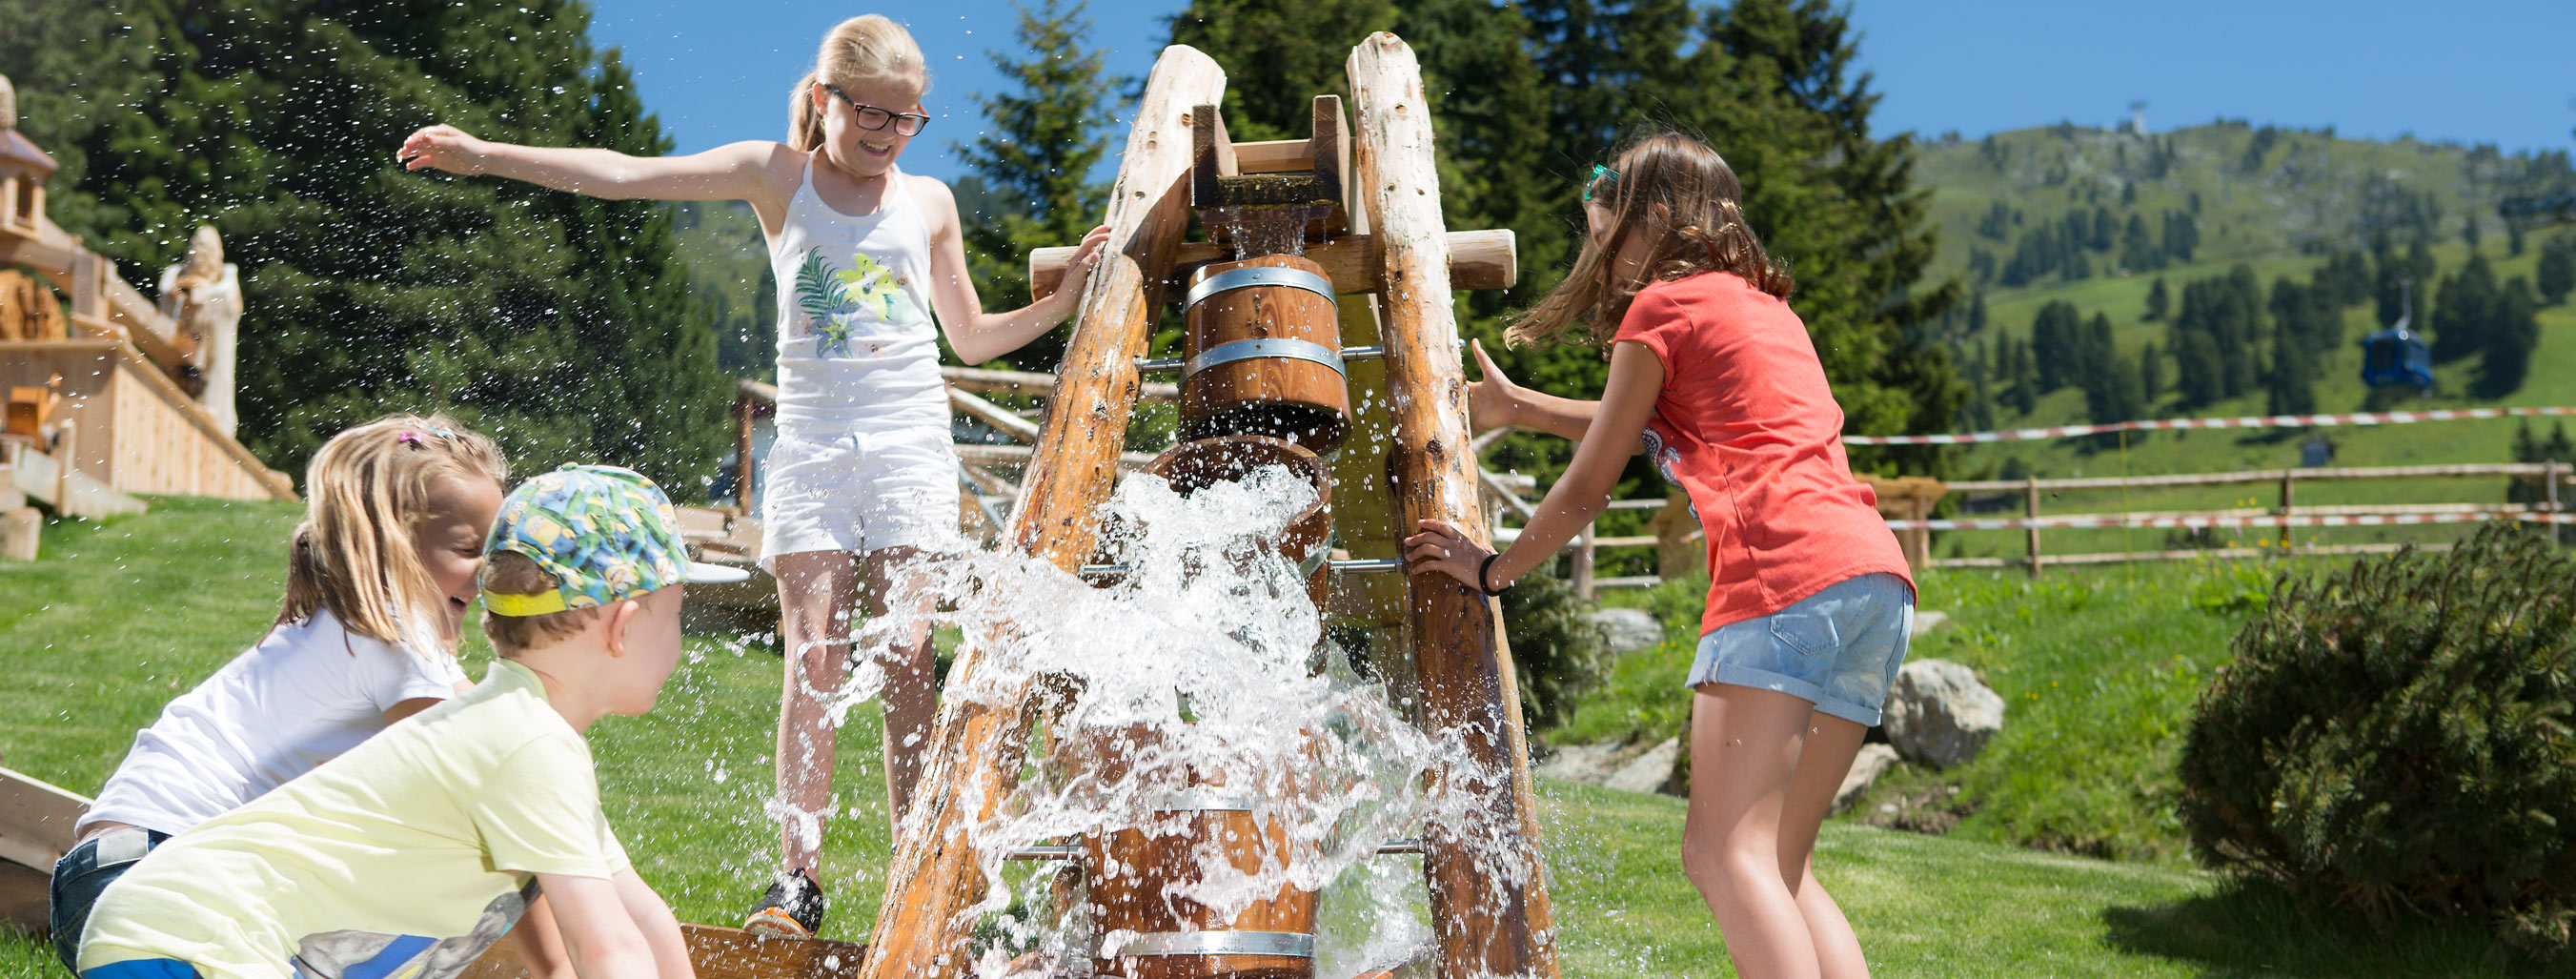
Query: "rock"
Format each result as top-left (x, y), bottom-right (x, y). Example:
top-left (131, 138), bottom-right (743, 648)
top-left (1603, 738), bottom-right (1680, 794)
top-left (1882, 659), bottom-right (2005, 769)
top-left (1911, 609), bottom-right (1949, 637)
top-left (1832, 744), bottom-right (1901, 811)
top-left (1590, 607), bottom-right (1664, 655)
top-left (1531, 740), bottom-right (1625, 785)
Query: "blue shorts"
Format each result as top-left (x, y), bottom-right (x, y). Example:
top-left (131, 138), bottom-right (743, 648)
top-left (51, 827), bottom-right (171, 973)
top-left (1686, 573), bottom-right (1915, 726)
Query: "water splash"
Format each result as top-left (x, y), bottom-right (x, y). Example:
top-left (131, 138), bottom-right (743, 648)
top-left (866, 462), bottom-right (1483, 977)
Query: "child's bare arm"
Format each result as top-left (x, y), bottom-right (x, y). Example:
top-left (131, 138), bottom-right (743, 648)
top-left (910, 176), bottom-right (1111, 365)
top-left (535, 872), bottom-right (660, 979)
top-left (1470, 339), bottom-right (1607, 441)
top-left (398, 127), bottom-right (795, 215)
top-left (510, 894), bottom-right (577, 979)
top-left (611, 868), bottom-right (694, 979)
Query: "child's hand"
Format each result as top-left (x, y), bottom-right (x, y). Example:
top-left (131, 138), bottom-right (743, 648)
top-left (1404, 519), bottom-right (1492, 590)
top-left (1467, 339), bottom-right (1523, 433)
top-left (1059, 224), bottom-right (1114, 296)
top-left (397, 125), bottom-right (490, 175)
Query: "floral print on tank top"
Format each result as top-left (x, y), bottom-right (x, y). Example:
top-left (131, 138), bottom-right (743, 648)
top-left (791, 246), bottom-right (923, 358)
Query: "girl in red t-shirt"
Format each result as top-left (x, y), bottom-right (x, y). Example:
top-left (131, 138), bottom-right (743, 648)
top-left (1408, 133), bottom-right (1913, 979)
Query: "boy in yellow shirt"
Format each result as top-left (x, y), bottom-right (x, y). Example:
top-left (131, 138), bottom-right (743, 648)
top-left (77, 464), bottom-right (748, 979)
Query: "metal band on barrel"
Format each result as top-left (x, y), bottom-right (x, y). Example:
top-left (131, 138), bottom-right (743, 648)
top-left (1183, 338), bottom-right (1347, 379)
top-left (1182, 266), bottom-right (1336, 310)
top-left (1102, 930), bottom-right (1316, 959)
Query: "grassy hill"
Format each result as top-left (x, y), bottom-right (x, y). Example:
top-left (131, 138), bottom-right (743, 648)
top-left (1902, 123), bottom-right (2576, 561)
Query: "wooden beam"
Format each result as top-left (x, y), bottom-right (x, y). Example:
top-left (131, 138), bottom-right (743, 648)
top-left (1349, 31), bottom-right (1560, 979)
top-left (856, 45), bottom-right (1225, 979)
top-left (941, 365), bottom-right (1177, 402)
top-left (1027, 228), bottom-right (1514, 302)
top-left (1231, 138), bottom-right (1310, 173)
top-left (946, 386), bottom-right (1040, 444)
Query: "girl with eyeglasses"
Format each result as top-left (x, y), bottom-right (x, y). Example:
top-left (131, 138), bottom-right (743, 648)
top-left (1406, 133), bottom-right (1913, 979)
top-left (399, 14), bottom-right (1112, 940)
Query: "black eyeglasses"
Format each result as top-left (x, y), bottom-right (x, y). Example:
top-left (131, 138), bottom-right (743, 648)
top-left (821, 84), bottom-right (931, 136)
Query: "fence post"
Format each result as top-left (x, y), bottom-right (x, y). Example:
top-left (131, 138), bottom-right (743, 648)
top-left (733, 393), bottom-right (756, 515)
top-left (2024, 475), bottom-right (2042, 578)
top-left (2550, 459), bottom-right (2565, 548)
top-left (2279, 470), bottom-right (2295, 548)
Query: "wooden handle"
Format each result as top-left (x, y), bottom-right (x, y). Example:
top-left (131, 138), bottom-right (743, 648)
top-left (1027, 228), bottom-right (1514, 302)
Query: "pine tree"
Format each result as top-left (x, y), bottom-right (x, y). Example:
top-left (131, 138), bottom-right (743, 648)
top-left (2539, 235), bottom-right (2575, 306)
top-left (2475, 276), bottom-right (2541, 398)
top-left (2144, 275), bottom-right (2170, 320)
top-left (16, 0), bottom-right (729, 486)
top-left (958, 0), bottom-right (1121, 372)
top-left (1968, 289), bottom-right (1988, 333)
top-left (2431, 253), bottom-right (2499, 363)
top-left (2140, 340), bottom-right (2163, 407)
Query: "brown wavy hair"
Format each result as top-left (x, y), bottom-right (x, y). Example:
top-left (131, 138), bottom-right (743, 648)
top-left (786, 15), bottom-right (928, 153)
top-left (276, 415), bottom-right (507, 655)
top-left (1508, 133), bottom-right (1792, 348)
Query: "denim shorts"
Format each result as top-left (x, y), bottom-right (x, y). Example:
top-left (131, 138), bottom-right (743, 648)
top-left (1686, 573), bottom-right (1915, 726)
top-left (51, 827), bottom-right (171, 973)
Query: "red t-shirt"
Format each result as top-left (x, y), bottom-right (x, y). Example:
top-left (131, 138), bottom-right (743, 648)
top-left (1613, 272), bottom-right (1914, 635)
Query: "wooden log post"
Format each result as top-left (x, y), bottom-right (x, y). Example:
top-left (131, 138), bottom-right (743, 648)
top-left (2025, 475), bottom-right (2043, 578)
top-left (1349, 32), bottom-right (1561, 979)
top-left (2549, 459), bottom-right (2565, 547)
top-left (2278, 470), bottom-right (2296, 548)
top-left (855, 46), bottom-right (1225, 979)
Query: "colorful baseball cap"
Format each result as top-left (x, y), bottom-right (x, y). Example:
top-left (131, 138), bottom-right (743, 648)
top-left (481, 463), bottom-right (751, 617)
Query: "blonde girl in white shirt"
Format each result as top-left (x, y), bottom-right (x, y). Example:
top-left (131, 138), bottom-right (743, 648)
top-left (50, 415), bottom-right (507, 971)
top-left (397, 14), bottom-right (1111, 937)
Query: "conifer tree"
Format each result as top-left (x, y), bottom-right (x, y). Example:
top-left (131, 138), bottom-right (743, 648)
top-left (2140, 340), bottom-right (2163, 407)
top-left (2431, 253), bottom-right (2499, 363)
top-left (11, 0), bottom-right (729, 486)
top-left (2539, 235), bottom-right (2575, 306)
top-left (958, 0), bottom-right (1121, 372)
top-left (2145, 275), bottom-right (2170, 320)
top-left (2476, 276), bottom-right (2542, 398)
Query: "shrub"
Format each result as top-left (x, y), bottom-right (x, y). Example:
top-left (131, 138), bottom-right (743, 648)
top-left (1501, 563), bottom-right (1608, 732)
top-left (2177, 524), bottom-right (2576, 960)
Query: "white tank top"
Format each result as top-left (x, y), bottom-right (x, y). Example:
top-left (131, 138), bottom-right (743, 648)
top-left (767, 158), bottom-right (945, 430)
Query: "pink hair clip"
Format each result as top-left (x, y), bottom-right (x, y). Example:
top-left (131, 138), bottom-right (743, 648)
top-left (397, 432), bottom-right (422, 444)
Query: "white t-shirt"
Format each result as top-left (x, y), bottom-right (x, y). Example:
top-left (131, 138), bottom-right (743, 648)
top-left (81, 608), bottom-right (468, 836)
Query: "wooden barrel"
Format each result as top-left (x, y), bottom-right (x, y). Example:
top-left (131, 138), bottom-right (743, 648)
top-left (1084, 788), bottom-right (1320, 979)
top-left (1179, 256), bottom-right (1349, 452)
top-left (1142, 435), bottom-right (1333, 608)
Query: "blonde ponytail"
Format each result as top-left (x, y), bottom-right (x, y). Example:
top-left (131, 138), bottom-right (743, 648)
top-left (277, 414), bottom-right (507, 656)
top-left (785, 15), bottom-right (929, 153)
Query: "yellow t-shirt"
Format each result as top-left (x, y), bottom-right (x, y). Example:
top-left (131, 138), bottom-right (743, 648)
top-left (79, 660), bottom-right (628, 979)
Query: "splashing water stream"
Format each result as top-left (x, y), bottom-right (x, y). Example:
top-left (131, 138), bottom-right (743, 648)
top-left (805, 463), bottom-right (1485, 977)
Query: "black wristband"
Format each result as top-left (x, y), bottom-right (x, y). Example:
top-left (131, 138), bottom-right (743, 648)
top-left (1478, 553), bottom-right (1508, 596)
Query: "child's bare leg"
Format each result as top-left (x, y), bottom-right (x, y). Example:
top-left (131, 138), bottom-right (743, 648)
top-left (1681, 684), bottom-right (1822, 979)
top-left (861, 545), bottom-right (938, 835)
top-left (1777, 711), bottom-right (1871, 979)
top-left (773, 549), bottom-right (860, 874)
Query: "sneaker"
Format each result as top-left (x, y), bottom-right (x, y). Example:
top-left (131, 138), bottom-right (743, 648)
top-left (741, 868), bottom-right (825, 938)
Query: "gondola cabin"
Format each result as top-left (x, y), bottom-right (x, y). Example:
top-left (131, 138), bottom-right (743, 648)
top-left (2361, 325), bottom-right (2433, 390)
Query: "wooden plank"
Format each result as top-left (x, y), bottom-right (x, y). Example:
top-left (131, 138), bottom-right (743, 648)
top-left (1312, 94), bottom-right (1349, 235)
top-left (4, 437), bottom-right (146, 518)
top-left (2, 339), bottom-right (292, 500)
top-left (946, 387), bottom-right (1039, 444)
top-left (940, 365), bottom-right (1176, 402)
top-left (1349, 31), bottom-right (1559, 979)
top-left (1947, 462), bottom-right (2574, 494)
top-left (0, 765), bottom-right (88, 874)
top-left (1231, 138), bottom-right (1311, 173)
top-left (1028, 229), bottom-right (1514, 302)
top-left (463, 923), bottom-right (866, 979)
top-left (856, 46), bottom-right (1226, 979)
top-left (1187, 102), bottom-right (1237, 210)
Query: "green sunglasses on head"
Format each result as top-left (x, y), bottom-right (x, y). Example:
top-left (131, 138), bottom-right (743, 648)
top-left (1583, 164), bottom-right (1619, 202)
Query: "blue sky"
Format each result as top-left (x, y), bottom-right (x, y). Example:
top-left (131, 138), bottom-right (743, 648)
top-left (587, 0), bottom-right (2576, 186)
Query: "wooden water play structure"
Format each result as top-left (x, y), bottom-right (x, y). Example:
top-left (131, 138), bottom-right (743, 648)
top-left (0, 72), bottom-right (294, 548)
top-left (841, 34), bottom-right (1557, 979)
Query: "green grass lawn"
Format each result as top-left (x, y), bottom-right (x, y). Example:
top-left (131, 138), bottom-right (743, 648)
top-left (3, 500), bottom-right (2560, 976)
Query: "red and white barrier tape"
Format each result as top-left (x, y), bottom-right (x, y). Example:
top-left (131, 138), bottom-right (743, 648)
top-left (1885, 512), bottom-right (2574, 531)
top-left (1845, 406), bottom-right (2576, 446)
